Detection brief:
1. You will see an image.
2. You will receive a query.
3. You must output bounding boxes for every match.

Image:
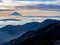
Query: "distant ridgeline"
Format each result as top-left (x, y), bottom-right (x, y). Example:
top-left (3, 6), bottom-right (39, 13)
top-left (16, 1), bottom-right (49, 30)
top-left (0, 19), bottom-right (59, 45)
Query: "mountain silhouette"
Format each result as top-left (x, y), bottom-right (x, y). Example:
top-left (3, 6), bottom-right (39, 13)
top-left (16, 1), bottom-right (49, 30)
top-left (1, 19), bottom-right (60, 45)
top-left (2, 21), bottom-right (60, 45)
top-left (11, 12), bottom-right (21, 16)
top-left (0, 19), bottom-right (58, 35)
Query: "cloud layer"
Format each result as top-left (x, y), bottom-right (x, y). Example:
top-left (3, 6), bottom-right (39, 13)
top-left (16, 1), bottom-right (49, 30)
top-left (0, 0), bottom-right (59, 6)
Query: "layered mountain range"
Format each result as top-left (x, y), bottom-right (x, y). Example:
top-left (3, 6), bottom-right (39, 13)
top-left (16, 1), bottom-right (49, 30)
top-left (0, 19), bottom-right (59, 45)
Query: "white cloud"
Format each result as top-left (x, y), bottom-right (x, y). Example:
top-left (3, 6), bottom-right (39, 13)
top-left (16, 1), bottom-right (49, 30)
top-left (0, 0), bottom-right (60, 6)
top-left (0, 17), bottom-right (60, 28)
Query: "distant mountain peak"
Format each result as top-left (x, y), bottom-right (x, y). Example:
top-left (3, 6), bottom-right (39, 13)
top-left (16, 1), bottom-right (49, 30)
top-left (11, 12), bottom-right (21, 16)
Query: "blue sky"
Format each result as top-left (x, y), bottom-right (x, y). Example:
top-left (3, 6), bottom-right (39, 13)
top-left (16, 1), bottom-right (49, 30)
top-left (0, 0), bottom-right (56, 2)
top-left (0, 0), bottom-right (2, 2)
top-left (15, 0), bottom-right (55, 1)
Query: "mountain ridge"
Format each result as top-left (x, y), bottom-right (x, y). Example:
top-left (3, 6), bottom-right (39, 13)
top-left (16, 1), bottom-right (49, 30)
top-left (2, 21), bottom-right (60, 45)
top-left (1, 19), bottom-right (60, 45)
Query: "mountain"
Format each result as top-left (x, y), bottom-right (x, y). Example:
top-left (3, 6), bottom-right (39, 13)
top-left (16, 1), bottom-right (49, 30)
top-left (10, 12), bottom-right (22, 16)
top-left (1, 19), bottom-right (60, 45)
top-left (2, 21), bottom-right (60, 45)
top-left (0, 19), bottom-right (58, 35)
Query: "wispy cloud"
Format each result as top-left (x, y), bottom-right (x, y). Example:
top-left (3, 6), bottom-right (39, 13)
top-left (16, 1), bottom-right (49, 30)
top-left (0, 0), bottom-right (60, 6)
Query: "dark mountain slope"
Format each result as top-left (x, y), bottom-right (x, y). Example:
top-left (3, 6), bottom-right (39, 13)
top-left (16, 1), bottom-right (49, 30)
top-left (2, 21), bottom-right (60, 45)
top-left (0, 19), bottom-right (58, 44)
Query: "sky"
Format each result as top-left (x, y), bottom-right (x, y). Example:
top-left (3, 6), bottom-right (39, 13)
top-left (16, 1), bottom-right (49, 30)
top-left (0, 0), bottom-right (60, 17)
top-left (0, 0), bottom-right (59, 5)
top-left (15, 0), bottom-right (55, 1)
top-left (0, 0), bottom-right (59, 16)
top-left (0, 0), bottom-right (60, 32)
top-left (14, 0), bottom-right (60, 5)
top-left (14, 0), bottom-right (55, 1)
